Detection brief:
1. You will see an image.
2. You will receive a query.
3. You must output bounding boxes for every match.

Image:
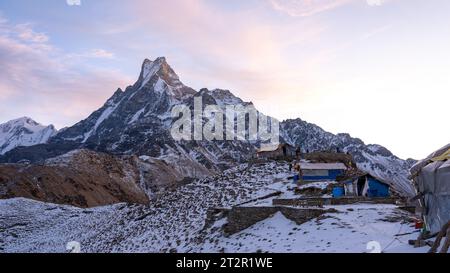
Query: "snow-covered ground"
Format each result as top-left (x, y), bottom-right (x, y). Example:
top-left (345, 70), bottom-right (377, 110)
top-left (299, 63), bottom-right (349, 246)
top-left (201, 204), bottom-right (428, 253)
top-left (0, 162), bottom-right (289, 253)
top-left (0, 161), bottom-right (430, 253)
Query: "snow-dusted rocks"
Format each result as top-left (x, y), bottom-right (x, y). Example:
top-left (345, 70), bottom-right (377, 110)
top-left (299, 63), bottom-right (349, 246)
top-left (0, 117), bottom-right (56, 155)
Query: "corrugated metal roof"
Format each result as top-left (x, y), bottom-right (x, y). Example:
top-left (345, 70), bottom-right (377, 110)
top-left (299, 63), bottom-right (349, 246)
top-left (257, 144), bottom-right (280, 153)
top-left (300, 163), bottom-right (347, 170)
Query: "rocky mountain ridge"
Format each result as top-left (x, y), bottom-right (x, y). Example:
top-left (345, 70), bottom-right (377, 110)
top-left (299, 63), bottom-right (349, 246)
top-left (0, 57), bottom-right (415, 196)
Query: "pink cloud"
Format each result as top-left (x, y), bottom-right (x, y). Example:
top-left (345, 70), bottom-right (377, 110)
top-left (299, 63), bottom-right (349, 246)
top-left (66, 48), bottom-right (116, 60)
top-left (15, 23), bottom-right (49, 43)
top-left (130, 0), bottom-right (324, 100)
top-left (0, 17), bottom-right (132, 128)
top-left (269, 0), bottom-right (354, 17)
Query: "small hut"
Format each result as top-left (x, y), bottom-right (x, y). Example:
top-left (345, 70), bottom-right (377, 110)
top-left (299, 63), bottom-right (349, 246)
top-left (300, 162), bottom-right (347, 181)
top-left (256, 143), bottom-right (296, 159)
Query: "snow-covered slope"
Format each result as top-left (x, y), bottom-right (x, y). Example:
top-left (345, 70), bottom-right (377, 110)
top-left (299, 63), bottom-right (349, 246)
top-left (0, 162), bottom-right (428, 253)
top-left (0, 117), bottom-right (56, 155)
top-left (0, 162), bottom-right (288, 253)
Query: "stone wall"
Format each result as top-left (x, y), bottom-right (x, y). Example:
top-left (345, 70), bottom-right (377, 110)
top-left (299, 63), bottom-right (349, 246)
top-left (224, 206), bottom-right (330, 234)
top-left (272, 197), bottom-right (398, 207)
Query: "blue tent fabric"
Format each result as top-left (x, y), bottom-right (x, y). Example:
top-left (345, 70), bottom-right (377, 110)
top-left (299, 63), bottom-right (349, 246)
top-left (341, 174), bottom-right (390, 198)
top-left (367, 178), bottom-right (390, 197)
top-left (333, 187), bottom-right (345, 198)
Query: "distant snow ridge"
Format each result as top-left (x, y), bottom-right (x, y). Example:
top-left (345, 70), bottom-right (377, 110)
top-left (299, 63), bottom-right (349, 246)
top-left (0, 117), bottom-right (57, 155)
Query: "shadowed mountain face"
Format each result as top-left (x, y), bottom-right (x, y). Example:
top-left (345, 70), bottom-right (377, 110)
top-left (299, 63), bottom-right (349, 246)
top-left (0, 57), bottom-right (415, 196)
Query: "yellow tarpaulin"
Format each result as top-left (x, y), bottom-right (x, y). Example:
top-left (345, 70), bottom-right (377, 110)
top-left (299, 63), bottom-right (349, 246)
top-left (431, 148), bottom-right (450, 162)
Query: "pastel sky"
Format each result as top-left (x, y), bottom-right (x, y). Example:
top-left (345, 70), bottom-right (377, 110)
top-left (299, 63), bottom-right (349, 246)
top-left (0, 0), bottom-right (448, 160)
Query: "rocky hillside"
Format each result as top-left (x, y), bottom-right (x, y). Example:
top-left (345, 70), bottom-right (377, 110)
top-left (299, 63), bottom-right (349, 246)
top-left (0, 149), bottom-right (202, 207)
top-left (0, 117), bottom-right (56, 155)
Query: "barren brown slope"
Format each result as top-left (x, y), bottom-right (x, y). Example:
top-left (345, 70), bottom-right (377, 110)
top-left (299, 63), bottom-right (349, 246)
top-left (0, 149), bottom-right (150, 207)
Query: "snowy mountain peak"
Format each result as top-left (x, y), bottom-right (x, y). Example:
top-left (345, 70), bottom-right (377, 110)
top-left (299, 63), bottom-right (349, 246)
top-left (138, 57), bottom-right (180, 89)
top-left (0, 117), bottom-right (57, 155)
top-left (1, 117), bottom-right (55, 134)
top-left (6, 117), bottom-right (39, 127)
top-left (135, 57), bottom-right (196, 100)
